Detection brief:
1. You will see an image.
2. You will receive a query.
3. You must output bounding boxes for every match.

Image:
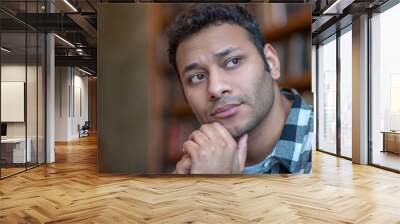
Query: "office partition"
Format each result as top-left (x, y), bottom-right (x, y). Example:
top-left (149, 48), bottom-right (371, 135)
top-left (0, 1), bottom-right (47, 179)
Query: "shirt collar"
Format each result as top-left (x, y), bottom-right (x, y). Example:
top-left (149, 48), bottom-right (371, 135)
top-left (244, 88), bottom-right (311, 173)
top-left (269, 88), bottom-right (305, 171)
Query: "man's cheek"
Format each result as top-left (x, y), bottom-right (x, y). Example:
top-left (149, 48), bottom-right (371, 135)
top-left (191, 107), bottom-right (207, 124)
top-left (191, 105), bottom-right (208, 123)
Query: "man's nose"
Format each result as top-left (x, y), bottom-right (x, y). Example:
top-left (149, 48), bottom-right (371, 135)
top-left (207, 68), bottom-right (231, 101)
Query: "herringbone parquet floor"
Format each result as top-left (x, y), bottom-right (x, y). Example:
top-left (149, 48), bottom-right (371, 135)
top-left (1, 135), bottom-right (400, 223)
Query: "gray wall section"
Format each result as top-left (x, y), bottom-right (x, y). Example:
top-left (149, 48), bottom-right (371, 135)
top-left (98, 4), bottom-right (148, 173)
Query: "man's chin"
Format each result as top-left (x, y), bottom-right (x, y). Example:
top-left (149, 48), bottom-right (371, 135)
top-left (206, 119), bottom-right (239, 135)
top-left (224, 124), bottom-right (247, 139)
top-left (203, 118), bottom-right (247, 138)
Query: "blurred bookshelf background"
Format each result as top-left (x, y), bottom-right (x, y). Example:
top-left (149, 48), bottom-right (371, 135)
top-left (147, 4), bottom-right (312, 172)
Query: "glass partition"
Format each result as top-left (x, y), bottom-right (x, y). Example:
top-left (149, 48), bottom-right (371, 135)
top-left (0, 1), bottom-right (46, 179)
top-left (1, 31), bottom-right (28, 177)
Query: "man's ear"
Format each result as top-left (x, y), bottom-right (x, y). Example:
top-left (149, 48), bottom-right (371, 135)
top-left (263, 43), bottom-right (281, 81)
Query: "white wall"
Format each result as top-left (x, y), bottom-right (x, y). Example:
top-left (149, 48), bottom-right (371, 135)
top-left (72, 72), bottom-right (89, 138)
top-left (55, 67), bottom-right (89, 141)
top-left (55, 66), bottom-right (69, 141)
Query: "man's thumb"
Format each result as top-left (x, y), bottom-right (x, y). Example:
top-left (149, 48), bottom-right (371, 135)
top-left (237, 134), bottom-right (248, 170)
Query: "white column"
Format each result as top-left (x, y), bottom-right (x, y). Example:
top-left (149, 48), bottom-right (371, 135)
top-left (352, 14), bottom-right (369, 164)
top-left (312, 45), bottom-right (317, 150)
top-left (45, 0), bottom-right (56, 163)
top-left (46, 32), bottom-right (55, 163)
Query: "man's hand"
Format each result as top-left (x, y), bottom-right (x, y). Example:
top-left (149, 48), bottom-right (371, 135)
top-left (182, 122), bottom-right (248, 174)
top-left (174, 153), bottom-right (192, 174)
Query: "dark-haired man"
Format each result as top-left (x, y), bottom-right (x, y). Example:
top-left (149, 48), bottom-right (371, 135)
top-left (168, 4), bottom-right (313, 174)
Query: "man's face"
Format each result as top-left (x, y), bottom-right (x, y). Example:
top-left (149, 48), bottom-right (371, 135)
top-left (176, 23), bottom-right (275, 138)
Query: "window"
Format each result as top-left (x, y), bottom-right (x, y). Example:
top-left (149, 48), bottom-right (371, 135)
top-left (339, 27), bottom-right (352, 158)
top-left (370, 2), bottom-right (400, 171)
top-left (317, 35), bottom-right (337, 154)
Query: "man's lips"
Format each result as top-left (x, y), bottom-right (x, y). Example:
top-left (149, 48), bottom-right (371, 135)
top-left (211, 104), bottom-right (241, 118)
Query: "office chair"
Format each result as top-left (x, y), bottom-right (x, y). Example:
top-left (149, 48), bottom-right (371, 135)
top-left (79, 121), bottom-right (90, 138)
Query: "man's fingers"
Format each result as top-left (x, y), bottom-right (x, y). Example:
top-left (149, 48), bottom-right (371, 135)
top-left (212, 122), bottom-right (236, 145)
top-left (182, 140), bottom-right (199, 160)
top-left (182, 140), bottom-right (198, 153)
top-left (175, 154), bottom-right (192, 174)
top-left (237, 134), bottom-right (248, 171)
top-left (189, 130), bottom-right (208, 145)
top-left (199, 124), bottom-right (216, 141)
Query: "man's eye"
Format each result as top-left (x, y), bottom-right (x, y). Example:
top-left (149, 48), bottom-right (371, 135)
top-left (189, 74), bottom-right (206, 84)
top-left (226, 57), bottom-right (241, 69)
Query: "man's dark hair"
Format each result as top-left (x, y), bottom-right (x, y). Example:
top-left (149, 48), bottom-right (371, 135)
top-left (167, 4), bottom-right (270, 80)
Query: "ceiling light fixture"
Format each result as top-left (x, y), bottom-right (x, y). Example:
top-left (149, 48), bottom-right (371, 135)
top-left (323, 0), bottom-right (355, 15)
top-left (63, 0), bottom-right (78, 12)
top-left (1, 47), bottom-right (11, 53)
top-left (54, 34), bottom-right (75, 48)
top-left (78, 67), bottom-right (93, 76)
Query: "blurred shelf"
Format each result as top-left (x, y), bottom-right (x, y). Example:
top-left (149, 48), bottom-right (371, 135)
top-left (280, 72), bottom-right (311, 92)
top-left (170, 105), bottom-right (193, 117)
top-left (264, 9), bottom-right (311, 42)
top-left (167, 152), bottom-right (184, 164)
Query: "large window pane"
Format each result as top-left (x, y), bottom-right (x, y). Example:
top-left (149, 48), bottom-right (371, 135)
top-left (340, 28), bottom-right (352, 158)
top-left (318, 36), bottom-right (337, 154)
top-left (371, 3), bottom-right (400, 171)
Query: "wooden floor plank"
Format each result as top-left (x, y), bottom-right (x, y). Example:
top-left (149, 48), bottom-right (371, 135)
top-left (0, 135), bottom-right (400, 223)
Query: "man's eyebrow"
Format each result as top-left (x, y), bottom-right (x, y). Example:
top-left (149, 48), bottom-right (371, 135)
top-left (181, 47), bottom-right (240, 76)
top-left (214, 47), bottom-right (240, 59)
top-left (182, 62), bottom-right (201, 76)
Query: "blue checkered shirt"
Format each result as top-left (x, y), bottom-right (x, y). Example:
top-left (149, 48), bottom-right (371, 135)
top-left (242, 88), bottom-right (313, 174)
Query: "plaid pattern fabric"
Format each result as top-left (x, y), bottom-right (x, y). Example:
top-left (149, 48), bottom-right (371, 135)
top-left (242, 88), bottom-right (313, 174)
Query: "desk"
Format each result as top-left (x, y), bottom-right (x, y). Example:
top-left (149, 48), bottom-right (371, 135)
top-left (381, 131), bottom-right (400, 154)
top-left (1, 138), bottom-right (31, 163)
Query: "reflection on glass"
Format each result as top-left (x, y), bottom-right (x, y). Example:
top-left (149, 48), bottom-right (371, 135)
top-left (371, 3), bottom-right (400, 171)
top-left (340, 29), bottom-right (352, 158)
top-left (318, 37), bottom-right (337, 154)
